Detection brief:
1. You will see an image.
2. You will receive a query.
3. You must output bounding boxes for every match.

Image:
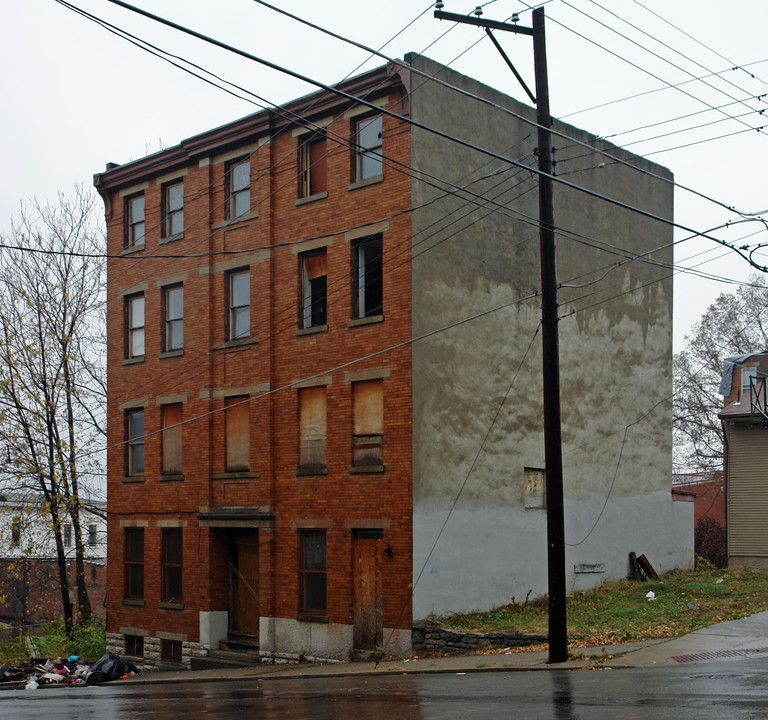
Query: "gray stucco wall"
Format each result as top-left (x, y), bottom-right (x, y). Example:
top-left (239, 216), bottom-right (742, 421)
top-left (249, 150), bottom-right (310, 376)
top-left (407, 54), bottom-right (685, 620)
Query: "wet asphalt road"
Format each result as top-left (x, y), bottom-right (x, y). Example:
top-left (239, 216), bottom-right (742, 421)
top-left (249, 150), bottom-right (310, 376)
top-left (4, 657), bottom-right (768, 719)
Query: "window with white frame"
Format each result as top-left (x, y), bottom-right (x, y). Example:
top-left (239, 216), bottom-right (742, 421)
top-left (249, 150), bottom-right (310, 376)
top-left (126, 194), bottom-right (145, 247)
top-left (228, 269), bottom-right (250, 340)
top-left (163, 181), bottom-right (184, 237)
top-left (228, 159), bottom-right (250, 218)
top-left (126, 409), bottom-right (145, 476)
top-left (163, 284), bottom-right (183, 352)
top-left (126, 294), bottom-right (145, 358)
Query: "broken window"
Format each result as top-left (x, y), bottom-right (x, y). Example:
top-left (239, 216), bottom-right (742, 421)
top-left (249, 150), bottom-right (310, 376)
top-left (299, 529), bottom-right (327, 614)
top-left (225, 396), bottom-right (250, 472)
top-left (352, 379), bottom-right (383, 467)
top-left (161, 403), bottom-right (183, 476)
top-left (300, 249), bottom-right (327, 328)
top-left (299, 386), bottom-right (327, 471)
top-left (353, 235), bottom-right (383, 319)
top-left (299, 134), bottom-right (328, 197)
top-left (124, 527), bottom-right (144, 600)
top-left (162, 528), bottom-right (183, 603)
top-left (354, 114), bottom-right (382, 180)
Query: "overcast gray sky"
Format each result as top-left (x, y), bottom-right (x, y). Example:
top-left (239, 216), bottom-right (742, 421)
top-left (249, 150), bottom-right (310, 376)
top-left (2, 0), bottom-right (767, 351)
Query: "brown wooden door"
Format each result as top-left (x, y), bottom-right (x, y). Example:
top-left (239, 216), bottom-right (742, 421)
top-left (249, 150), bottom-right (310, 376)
top-left (352, 533), bottom-right (383, 651)
top-left (232, 533), bottom-right (259, 637)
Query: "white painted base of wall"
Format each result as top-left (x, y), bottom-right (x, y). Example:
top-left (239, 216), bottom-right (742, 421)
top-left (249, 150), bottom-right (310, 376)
top-left (258, 617), bottom-right (412, 662)
top-left (199, 611), bottom-right (228, 649)
top-left (413, 489), bottom-right (694, 620)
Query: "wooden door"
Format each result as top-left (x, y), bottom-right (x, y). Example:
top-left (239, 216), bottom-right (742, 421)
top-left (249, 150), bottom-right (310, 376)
top-left (232, 533), bottom-right (259, 637)
top-left (352, 532), bottom-right (383, 651)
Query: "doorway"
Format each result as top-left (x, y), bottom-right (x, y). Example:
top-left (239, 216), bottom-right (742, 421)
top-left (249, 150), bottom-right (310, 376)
top-left (229, 531), bottom-right (259, 638)
top-left (352, 529), bottom-right (383, 651)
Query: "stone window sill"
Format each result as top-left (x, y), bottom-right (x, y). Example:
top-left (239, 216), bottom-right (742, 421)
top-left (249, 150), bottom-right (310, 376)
top-left (295, 613), bottom-right (329, 623)
top-left (211, 471), bottom-right (259, 480)
top-left (122, 476), bottom-right (146, 484)
top-left (159, 232), bottom-right (184, 245)
top-left (348, 314), bottom-right (384, 328)
top-left (159, 601), bottom-right (185, 610)
top-left (159, 349), bottom-right (184, 359)
top-left (295, 191), bottom-right (328, 207)
top-left (348, 174), bottom-right (383, 192)
top-left (122, 356), bottom-right (145, 366)
top-left (295, 325), bottom-right (328, 337)
top-left (349, 465), bottom-right (385, 474)
top-left (122, 598), bottom-right (145, 607)
top-left (212, 336), bottom-right (259, 351)
top-left (159, 474), bottom-right (185, 483)
top-left (212, 211), bottom-right (259, 230)
top-left (296, 467), bottom-right (328, 477)
top-left (121, 243), bottom-right (145, 256)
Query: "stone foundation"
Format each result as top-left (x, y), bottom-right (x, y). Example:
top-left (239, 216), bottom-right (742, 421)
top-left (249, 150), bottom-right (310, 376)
top-left (106, 631), bottom-right (207, 671)
top-left (411, 624), bottom-right (546, 653)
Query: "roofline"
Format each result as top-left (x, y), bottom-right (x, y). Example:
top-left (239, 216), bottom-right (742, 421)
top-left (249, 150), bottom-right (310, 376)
top-left (94, 61), bottom-right (406, 196)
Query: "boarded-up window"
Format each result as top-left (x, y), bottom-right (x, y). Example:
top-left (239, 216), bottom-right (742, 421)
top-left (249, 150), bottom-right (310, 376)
top-left (124, 528), bottom-right (144, 600)
top-left (162, 528), bottom-right (183, 602)
top-left (299, 386), bottom-right (326, 470)
top-left (352, 379), bottom-right (383, 467)
top-left (299, 529), bottom-right (327, 614)
top-left (301, 250), bottom-right (327, 328)
top-left (300, 135), bottom-right (328, 197)
top-left (162, 403), bottom-right (183, 475)
top-left (226, 396), bottom-right (250, 471)
top-left (161, 639), bottom-right (182, 663)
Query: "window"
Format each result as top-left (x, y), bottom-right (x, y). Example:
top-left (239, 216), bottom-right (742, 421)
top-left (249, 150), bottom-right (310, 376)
top-left (300, 250), bottom-right (327, 328)
top-left (225, 396), bottom-right (250, 472)
top-left (161, 639), bottom-right (183, 664)
top-left (299, 529), bottom-right (327, 614)
top-left (162, 528), bottom-right (183, 602)
top-left (299, 386), bottom-right (326, 471)
top-left (163, 285), bottom-right (183, 351)
top-left (126, 294), bottom-right (145, 358)
top-left (353, 236), bottom-right (383, 319)
top-left (352, 379), bottom-right (383, 467)
top-left (126, 409), bottom-right (145, 476)
top-left (228, 159), bottom-right (250, 218)
top-left (126, 194), bottom-right (145, 247)
top-left (161, 403), bottom-right (183, 475)
top-left (64, 524), bottom-right (72, 547)
top-left (88, 524), bottom-right (97, 547)
top-left (742, 367), bottom-right (756, 394)
top-left (11, 516), bottom-right (21, 546)
top-left (228, 269), bottom-right (250, 340)
top-left (299, 135), bottom-right (328, 197)
top-left (354, 114), bottom-right (382, 181)
top-left (124, 634), bottom-right (144, 657)
top-left (163, 181), bottom-right (184, 237)
top-left (124, 527), bottom-right (144, 600)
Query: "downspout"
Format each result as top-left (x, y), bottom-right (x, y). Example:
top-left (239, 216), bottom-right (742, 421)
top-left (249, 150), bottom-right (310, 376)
top-left (721, 418), bottom-right (729, 566)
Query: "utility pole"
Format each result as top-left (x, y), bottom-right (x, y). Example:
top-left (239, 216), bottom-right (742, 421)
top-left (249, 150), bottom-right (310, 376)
top-left (434, 4), bottom-right (568, 663)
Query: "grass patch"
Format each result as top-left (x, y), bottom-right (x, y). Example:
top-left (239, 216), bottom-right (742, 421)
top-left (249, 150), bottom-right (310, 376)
top-left (0, 619), bottom-right (106, 665)
top-left (436, 566), bottom-right (768, 647)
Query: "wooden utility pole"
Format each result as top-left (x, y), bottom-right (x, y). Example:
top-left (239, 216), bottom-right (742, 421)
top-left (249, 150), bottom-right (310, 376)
top-left (434, 5), bottom-right (568, 663)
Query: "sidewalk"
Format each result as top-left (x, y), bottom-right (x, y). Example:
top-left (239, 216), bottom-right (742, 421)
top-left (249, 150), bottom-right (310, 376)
top-left (112, 610), bottom-right (768, 687)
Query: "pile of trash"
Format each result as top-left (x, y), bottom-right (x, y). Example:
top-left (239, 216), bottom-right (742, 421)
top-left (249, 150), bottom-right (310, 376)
top-left (0, 652), bottom-right (139, 689)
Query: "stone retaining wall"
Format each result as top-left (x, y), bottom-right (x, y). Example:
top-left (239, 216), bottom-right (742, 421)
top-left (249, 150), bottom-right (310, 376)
top-left (411, 625), bottom-right (547, 653)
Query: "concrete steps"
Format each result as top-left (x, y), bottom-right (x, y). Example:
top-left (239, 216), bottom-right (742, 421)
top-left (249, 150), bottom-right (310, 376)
top-left (190, 638), bottom-right (262, 671)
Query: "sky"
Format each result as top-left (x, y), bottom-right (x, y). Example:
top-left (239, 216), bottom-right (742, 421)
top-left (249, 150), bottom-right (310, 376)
top-left (2, 0), bottom-right (768, 352)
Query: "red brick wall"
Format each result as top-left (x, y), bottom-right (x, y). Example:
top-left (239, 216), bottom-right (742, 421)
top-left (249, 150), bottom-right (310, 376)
top-left (103, 77), bottom-right (413, 647)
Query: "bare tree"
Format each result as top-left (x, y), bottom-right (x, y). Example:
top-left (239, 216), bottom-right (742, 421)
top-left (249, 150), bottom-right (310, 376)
top-left (674, 275), bottom-right (768, 472)
top-left (0, 188), bottom-right (105, 629)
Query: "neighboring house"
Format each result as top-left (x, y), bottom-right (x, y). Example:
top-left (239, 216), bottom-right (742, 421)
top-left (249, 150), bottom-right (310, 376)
top-left (719, 351), bottom-right (768, 567)
top-left (0, 492), bottom-right (106, 624)
top-left (672, 472), bottom-right (725, 526)
top-left (94, 54), bottom-right (689, 669)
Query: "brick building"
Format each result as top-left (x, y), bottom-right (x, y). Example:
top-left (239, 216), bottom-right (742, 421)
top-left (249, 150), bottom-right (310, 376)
top-left (95, 54), bottom-right (690, 668)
